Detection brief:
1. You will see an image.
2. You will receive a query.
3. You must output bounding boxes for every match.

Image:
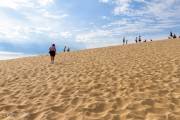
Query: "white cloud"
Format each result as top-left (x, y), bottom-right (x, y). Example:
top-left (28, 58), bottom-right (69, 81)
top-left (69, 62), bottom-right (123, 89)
top-left (0, 0), bottom-right (55, 9)
top-left (75, 29), bottom-right (118, 48)
top-left (113, 4), bottom-right (129, 15)
top-left (0, 0), bottom-right (70, 44)
top-left (98, 0), bottom-right (180, 34)
top-left (0, 12), bottom-right (29, 42)
top-left (99, 0), bottom-right (109, 3)
top-left (99, 0), bottom-right (180, 18)
top-left (60, 32), bottom-right (72, 39)
top-left (76, 30), bottom-right (112, 42)
top-left (101, 16), bottom-right (110, 20)
top-left (40, 9), bottom-right (68, 20)
top-left (37, 0), bottom-right (54, 6)
top-left (0, 0), bottom-right (33, 10)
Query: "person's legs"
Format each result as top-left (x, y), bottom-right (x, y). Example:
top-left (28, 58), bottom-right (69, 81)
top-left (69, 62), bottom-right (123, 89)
top-left (51, 55), bottom-right (55, 64)
top-left (50, 56), bottom-right (53, 63)
top-left (52, 56), bottom-right (55, 64)
top-left (50, 51), bottom-right (55, 64)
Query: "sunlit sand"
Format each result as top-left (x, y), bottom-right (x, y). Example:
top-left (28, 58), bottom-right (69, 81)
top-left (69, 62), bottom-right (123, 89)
top-left (0, 39), bottom-right (180, 120)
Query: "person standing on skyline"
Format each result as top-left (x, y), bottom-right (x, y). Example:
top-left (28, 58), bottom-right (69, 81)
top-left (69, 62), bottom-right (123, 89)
top-left (139, 35), bottom-right (141, 42)
top-left (123, 37), bottom-right (125, 45)
top-left (170, 32), bottom-right (173, 38)
top-left (135, 37), bottom-right (138, 43)
top-left (64, 46), bottom-right (66, 52)
top-left (67, 47), bottom-right (70, 52)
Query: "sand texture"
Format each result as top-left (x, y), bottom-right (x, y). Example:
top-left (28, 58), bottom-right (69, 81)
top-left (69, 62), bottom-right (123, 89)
top-left (0, 39), bottom-right (180, 120)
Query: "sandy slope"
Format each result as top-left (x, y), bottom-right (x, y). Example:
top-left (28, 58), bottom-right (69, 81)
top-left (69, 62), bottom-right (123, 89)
top-left (0, 39), bottom-right (180, 120)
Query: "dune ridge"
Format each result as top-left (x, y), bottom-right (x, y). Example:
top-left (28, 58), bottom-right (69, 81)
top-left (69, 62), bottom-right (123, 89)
top-left (0, 39), bottom-right (180, 120)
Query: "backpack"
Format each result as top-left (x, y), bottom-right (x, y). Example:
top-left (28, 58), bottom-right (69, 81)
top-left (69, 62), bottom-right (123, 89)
top-left (49, 46), bottom-right (56, 52)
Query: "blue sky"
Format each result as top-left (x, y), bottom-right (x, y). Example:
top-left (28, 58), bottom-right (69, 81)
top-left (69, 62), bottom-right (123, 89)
top-left (0, 0), bottom-right (180, 59)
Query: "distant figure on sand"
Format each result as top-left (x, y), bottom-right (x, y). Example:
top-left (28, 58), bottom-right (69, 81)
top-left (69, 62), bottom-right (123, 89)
top-left (135, 37), bottom-right (138, 43)
top-left (170, 32), bottom-right (173, 38)
top-left (126, 40), bottom-right (128, 45)
top-left (67, 47), bottom-right (70, 52)
top-left (64, 46), bottom-right (66, 52)
top-left (139, 35), bottom-right (141, 42)
top-left (173, 34), bottom-right (177, 39)
top-left (123, 37), bottom-right (125, 45)
top-left (49, 44), bottom-right (56, 64)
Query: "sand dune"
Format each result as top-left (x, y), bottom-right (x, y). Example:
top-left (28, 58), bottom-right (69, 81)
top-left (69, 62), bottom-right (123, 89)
top-left (0, 39), bottom-right (180, 120)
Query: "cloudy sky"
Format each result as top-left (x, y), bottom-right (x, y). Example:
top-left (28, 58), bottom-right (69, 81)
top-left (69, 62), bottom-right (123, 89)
top-left (0, 0), bottom-right (180, 59)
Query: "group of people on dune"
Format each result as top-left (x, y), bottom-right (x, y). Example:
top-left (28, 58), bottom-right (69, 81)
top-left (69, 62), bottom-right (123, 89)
top-left (49, 32), bottom-right (179, 64)
top-left (169, 32), bottom-right (179, 39)
top-left (123, 35), bottom-right (152, 45)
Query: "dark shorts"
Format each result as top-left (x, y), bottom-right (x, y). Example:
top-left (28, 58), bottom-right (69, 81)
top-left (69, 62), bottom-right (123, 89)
top-left (49, 51), bottom-right (56, 56)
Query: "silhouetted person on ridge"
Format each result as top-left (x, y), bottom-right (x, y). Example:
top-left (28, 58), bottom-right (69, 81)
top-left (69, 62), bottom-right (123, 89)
top-left (135, 37), bottom-right (138, 43)
top-left (126, 40), bottom-right (128, 45)
top-left (123, 37), bottom-right (125, 45)
top-left (64, 46), bottom-right (66, 52)
top-left (173, 34), bottom-right (177, 39)
top-left (170, 32), bottom-right (173, 38)
top-left (139, 35), bottom-right (141, 42)
top-left (67, 47), bottom-right (70, 52)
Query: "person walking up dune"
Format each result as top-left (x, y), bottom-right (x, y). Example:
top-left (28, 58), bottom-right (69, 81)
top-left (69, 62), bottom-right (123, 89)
top-left (49, 44), bottom-right (56, 64)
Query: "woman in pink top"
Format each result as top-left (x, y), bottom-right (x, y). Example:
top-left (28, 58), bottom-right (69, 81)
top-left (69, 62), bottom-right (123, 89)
top-left (49, 44), bottom-right (56, 64)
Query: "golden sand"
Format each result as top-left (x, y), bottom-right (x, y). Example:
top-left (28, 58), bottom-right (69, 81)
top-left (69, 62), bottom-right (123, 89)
top-left (0, 39), bottom-right (180, 120)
